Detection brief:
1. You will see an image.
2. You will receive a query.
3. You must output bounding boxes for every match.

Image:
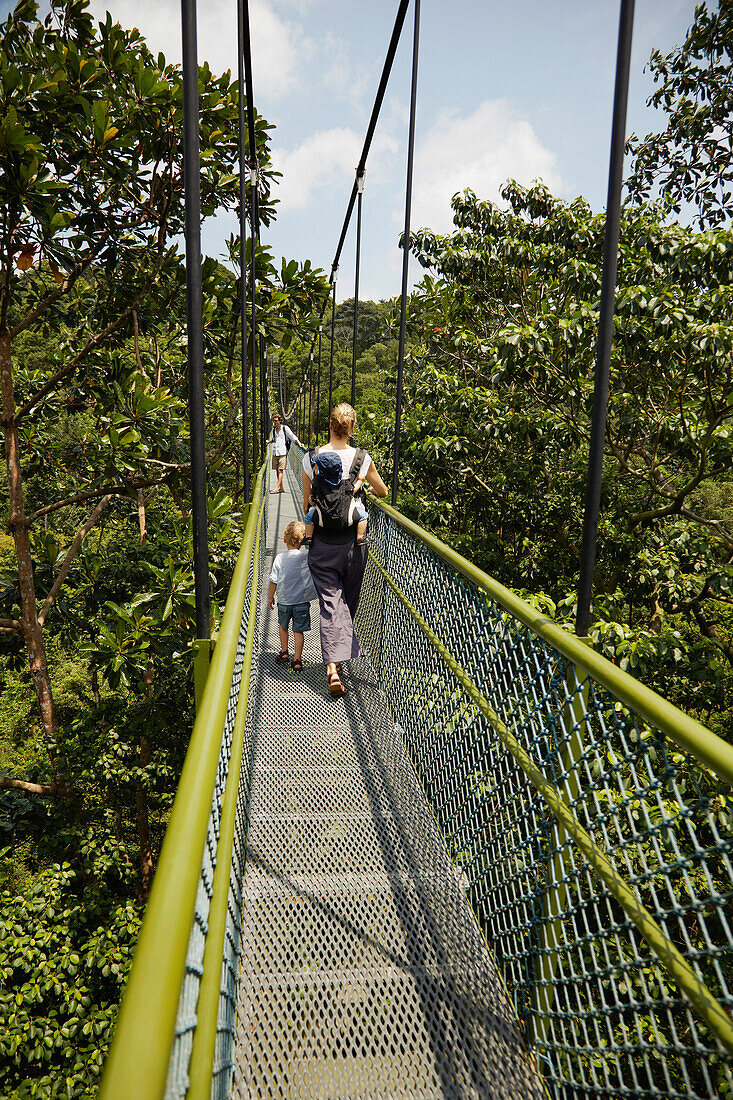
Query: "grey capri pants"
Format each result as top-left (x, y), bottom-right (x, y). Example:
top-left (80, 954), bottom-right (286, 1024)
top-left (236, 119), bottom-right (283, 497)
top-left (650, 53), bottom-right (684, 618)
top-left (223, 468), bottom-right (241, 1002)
top-left (307, 533), bottom-right (368, 664)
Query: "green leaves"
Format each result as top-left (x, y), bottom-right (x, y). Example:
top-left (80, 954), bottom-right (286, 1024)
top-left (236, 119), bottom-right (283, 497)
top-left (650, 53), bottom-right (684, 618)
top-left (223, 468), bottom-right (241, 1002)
top-left (626, 2), bottom-right (733, 229)
top-left (0, 852), bottom-right (142, 1097)
top-left (393, 177), bottom-right (733, 743)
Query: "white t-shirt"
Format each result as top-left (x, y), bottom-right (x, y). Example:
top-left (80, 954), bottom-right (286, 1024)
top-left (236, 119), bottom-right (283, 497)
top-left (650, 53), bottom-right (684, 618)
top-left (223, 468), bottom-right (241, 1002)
top-left (302, 445), bottom-right (372, 482)
top-left (272, 425), bottom-right (299, 456)
top-left (269, 547), bottom-right (316, 605)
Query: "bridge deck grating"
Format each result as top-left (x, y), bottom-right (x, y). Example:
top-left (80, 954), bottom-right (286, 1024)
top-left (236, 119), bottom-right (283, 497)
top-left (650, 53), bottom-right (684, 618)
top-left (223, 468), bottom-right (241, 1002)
top-left (232, 468), bottom-right (544, 1100)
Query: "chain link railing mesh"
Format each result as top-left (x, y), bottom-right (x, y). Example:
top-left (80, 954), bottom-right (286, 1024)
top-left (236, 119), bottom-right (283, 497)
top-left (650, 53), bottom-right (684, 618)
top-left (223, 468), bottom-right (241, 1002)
top-left (164, 472), bottom-right (267, 1100)
top-left (356, 502), bottom-right (733, 1099)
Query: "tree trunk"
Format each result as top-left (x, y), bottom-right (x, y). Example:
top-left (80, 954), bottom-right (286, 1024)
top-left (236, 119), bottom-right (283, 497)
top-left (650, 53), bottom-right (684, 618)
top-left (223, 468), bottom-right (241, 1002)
top-left (137, 489), bottom-right (147, 545)
top-left (0, 331), bottom-right (59, 754)
top-left (136, 661), bottom-right (155, 898)
top-left (136, 732), bottom-right (154, 899)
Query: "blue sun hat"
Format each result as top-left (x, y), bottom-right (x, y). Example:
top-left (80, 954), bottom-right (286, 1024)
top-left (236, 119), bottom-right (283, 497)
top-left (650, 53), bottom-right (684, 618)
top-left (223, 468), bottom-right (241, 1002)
top-left (314, 451), bottom-right (342, 485)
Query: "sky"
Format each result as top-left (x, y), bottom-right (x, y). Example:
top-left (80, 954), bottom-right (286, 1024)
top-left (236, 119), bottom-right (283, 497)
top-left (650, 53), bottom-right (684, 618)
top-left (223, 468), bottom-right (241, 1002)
top-left (3, 0), bottom-right (698, 301)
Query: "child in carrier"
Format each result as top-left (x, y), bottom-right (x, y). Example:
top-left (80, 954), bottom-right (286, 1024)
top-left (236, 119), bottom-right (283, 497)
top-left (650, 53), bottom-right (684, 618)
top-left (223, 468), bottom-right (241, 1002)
top-left (303, 449), bottom-right (368, 543)
top-left (268, 520), bottom-right (316, 672)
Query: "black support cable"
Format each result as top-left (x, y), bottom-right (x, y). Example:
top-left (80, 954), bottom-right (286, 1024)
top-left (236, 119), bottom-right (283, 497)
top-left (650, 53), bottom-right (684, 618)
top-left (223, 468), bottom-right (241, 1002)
top-left (241, 0), bottom-right (259, 466)
top-left (331, 0), bottom-right (411, 278)
top-left (575, 0), bottom-right (635, 637)
top-left (328, 275), bottom-right (337, 420)
top-left (391, 0), bottom-right (420, 506)
top-left (180, 0), bottom-right (210, 639)
top-left (284, 0), bottom-right (412, 426)
top-left (259, 336), bottom-right (267, 449)
top-left (316, 327), bottom-right (322, 439)
top-left (255, 187), bottom-right (267, 451)
top-left (351, 174), bottom-right (364, 408)
top-left (249, 169), bottom-right (258, 466)
top-left (307, 350), bottom-right (313, 443)
top-left (236, 0), bottom-right (250, 503)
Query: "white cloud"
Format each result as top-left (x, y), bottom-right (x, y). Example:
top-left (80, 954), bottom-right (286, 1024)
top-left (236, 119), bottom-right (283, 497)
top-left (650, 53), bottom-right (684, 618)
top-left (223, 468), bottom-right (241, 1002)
top-left (272, 126), bottom-right (398, 212)
top-left (411, 100), bottom-right (566, 233)
top-left (87, 0), bottom-right (306, 99)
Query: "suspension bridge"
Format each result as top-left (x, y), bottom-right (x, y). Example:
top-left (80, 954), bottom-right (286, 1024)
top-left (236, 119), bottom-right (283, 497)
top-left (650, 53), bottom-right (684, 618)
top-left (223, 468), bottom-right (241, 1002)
top-left (99, 0), bottom-right (733, 1097)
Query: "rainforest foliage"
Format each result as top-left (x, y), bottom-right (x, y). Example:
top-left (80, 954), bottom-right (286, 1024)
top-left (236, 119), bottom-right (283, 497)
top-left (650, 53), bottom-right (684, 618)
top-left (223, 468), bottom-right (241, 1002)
top-left (0, 0), bottom-right (731, 1095)
top-left (0, 1), bottom-right (327, 1095)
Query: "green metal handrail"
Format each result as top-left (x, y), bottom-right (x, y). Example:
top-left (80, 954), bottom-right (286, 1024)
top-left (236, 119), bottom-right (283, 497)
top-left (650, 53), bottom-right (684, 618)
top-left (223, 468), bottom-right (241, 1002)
top-left (99, 461), bottom-right (267, 1100)
top-left (373, 497), bottom-right (733, 788)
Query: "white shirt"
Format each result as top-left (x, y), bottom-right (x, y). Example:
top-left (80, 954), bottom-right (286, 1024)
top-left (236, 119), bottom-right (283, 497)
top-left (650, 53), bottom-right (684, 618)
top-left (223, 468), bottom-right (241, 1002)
top-left (269, 547), bottom-right (316, 605)
top-left (272, 425), bottom-right (299, 456)
top-left (302, 445), bottom-right (372, 482)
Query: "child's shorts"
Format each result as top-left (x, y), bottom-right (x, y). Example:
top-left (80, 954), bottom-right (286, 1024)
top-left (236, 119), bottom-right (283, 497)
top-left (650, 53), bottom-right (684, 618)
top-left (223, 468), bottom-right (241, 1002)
top-left (277, 602), bottom-right (311, 633)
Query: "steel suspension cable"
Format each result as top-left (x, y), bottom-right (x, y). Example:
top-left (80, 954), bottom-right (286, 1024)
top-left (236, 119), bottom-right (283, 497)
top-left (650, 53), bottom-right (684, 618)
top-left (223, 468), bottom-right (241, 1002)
top-left (575, 0), bottom-right (635, 637)
top-left (181, 0), bottom-right (210, 639)
top-left (331, 0), bottom-right (411, 278)
top-left (351, 174), bottom-right (364, 408)
top-left (316, 327), bottom-right (322, 438)
top-left (307, 350), bottom-right (313, 443)
top-left (241, 0), bottom-right (259, 467)
top-left (236, 0), bottom-right (250, 502)
top-left (391, 0), bottom-right (420, 505)
top-left (249, 172), bottom-right (258, 468)
top-left (284, 0), bottom-right (412, 425)
top-left (328, 274), bottom-right (337, 418)
top-left (259, 329), bottom-right (267, 450)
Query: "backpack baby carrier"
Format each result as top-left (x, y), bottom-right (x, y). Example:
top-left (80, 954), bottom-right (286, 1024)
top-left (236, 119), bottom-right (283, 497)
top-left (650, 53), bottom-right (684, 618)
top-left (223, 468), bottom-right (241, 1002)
top-left (308, 448), bottom-right (366, 533)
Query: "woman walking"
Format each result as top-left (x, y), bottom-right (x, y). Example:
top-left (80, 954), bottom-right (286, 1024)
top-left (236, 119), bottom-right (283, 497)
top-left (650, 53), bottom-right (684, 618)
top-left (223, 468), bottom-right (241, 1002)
top-left (302, 403), bottom-right (387, 697)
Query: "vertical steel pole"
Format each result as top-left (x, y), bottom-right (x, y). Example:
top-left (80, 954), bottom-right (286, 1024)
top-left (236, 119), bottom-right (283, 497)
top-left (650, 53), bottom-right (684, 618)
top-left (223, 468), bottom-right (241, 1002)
top-left (328, 273), bottom-right (337, 420)
top-left (181, 0), bottom-right (210, 640)
top-left (308, 352), bottom-right (313, 443)
top-left (391, 0), bottom-right (420, 506)
top-left (255, 188), bottom-right (267, 455)
top-left (249, 168), bottom-right (258, 469)
top-left (316, 327), bottom-right (322, 440)
top-left (236, 0), bottom-right (250, 503)
top-left (242, 0), bottom-right (259, 469)
top-left (260, 336), bottom-right (267, 451)
top-left (351, 174), bottom-right (365, 409)
top-left (575, 0), bottom-right (635, 637)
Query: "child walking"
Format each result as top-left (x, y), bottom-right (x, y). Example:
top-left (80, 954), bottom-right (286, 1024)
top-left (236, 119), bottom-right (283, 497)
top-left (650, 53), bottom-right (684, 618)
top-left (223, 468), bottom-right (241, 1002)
top-left (268, 520), bottom-right (316, 672)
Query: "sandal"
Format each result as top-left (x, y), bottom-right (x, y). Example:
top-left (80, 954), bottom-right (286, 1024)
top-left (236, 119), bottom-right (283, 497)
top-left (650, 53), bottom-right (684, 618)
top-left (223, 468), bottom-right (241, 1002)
top-left (291, 659), bottom-right (303, 672)
top-left (275, 650), bottom-right (289, 664)
top-left (328, 672), bottom-right (346, 698)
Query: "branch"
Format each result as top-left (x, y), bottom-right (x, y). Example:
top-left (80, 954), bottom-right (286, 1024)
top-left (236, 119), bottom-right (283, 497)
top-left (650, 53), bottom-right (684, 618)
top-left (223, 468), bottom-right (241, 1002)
top-left (29, 473), bottom-right (170, 521)
top-left (693, 607), bottom-right (733, 670)
top-left (0, 618), bottom-right (22, 634)
top-left (7, 235), bottom-right (111, 341)
top-left (0, 776), bottom-right (54, 796)
top-left (627, 428), bottom-right (715, 528)
top-left (38, 495), bottom-right (112, 627)
top-left (15, 245), bottom-right (173, 423)
top-left (462, 465), bottom-right (493, 495)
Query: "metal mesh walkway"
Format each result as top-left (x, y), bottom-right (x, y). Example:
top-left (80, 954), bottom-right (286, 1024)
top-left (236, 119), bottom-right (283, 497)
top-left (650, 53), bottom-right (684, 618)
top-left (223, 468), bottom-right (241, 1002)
top-left (232, 469), bottom-right (544, 1099)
